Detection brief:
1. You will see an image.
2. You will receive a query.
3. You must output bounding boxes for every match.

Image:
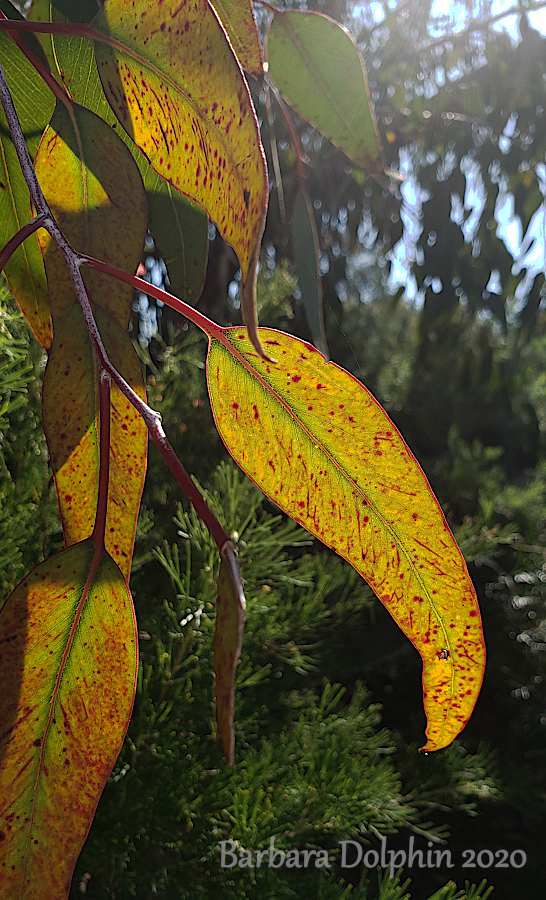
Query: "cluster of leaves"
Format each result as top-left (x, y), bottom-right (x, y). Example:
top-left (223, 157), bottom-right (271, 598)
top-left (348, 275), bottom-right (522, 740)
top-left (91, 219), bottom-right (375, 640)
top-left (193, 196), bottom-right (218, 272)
top-left (2, 0), bottom-right (543, 896)
top-left (71, 460), bottom-right (498, 899)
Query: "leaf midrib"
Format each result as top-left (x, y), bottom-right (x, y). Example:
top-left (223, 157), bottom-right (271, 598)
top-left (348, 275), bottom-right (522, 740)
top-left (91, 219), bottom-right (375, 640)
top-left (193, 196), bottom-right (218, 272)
top-left (22, 541), bottom-right (99, 895)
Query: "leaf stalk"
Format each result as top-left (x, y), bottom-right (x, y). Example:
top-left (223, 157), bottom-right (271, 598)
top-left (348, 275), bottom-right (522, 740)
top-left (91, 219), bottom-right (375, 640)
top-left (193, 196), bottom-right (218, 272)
top-left (0, 214), bottom-right (47, 272)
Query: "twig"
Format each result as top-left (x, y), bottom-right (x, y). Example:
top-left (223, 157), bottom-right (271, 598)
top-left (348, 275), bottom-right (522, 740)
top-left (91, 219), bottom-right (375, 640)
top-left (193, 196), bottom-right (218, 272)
top-left (80, 255), bottom-right (225, 338)
top-left (0, 214), bottom-right (47, 272)
top-left (416, 0), bottom-right (546, 53)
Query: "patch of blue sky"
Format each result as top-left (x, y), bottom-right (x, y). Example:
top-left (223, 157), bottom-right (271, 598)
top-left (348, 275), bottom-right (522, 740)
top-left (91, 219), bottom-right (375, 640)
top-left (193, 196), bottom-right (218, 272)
top-left (386, 147), bottom-right (429, 304)
top-left (352, 2), bottom-right (386, 25)
top-left (429, 0), bottom-right (546, 41)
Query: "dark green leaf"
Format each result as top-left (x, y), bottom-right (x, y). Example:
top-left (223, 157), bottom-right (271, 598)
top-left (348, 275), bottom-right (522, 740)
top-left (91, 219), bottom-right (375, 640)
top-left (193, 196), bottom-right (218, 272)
top-left (292, 187), bottom-right (328, 359)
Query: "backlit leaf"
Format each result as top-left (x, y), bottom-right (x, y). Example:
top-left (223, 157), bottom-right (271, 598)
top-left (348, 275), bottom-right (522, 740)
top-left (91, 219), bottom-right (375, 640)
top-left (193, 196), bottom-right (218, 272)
top-left (91, 0), bottom-right (267, 285)
top-left (266, 10), bottom-right (384, 172)
top-left (206, 328), bottom-right (485, 751)
top-left (50, 16), bottom-right (208, 302)
top-left (0, 0), bottom-right (52, 66)
top-left (24, 0), bottom-right (60, 73)
top-left (35, 99), bottom-right (147, 329)
top-left (0, 539), bottom-right (137, 899)
top-left (292, 187), bottom-right (328, 359)
top-left (210, 0), bottom-right (263, 77)
top-left (42, 303), bottom-right (147, 582)
top-left (0, 28), bottom-right (54, 348)
top-left (214, 544), bottom-right (246, 765)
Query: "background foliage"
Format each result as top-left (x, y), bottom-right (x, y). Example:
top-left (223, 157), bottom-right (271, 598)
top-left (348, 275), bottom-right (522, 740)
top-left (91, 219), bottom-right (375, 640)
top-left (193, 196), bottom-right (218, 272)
top-left (1, 0), bottom-right (545, 897)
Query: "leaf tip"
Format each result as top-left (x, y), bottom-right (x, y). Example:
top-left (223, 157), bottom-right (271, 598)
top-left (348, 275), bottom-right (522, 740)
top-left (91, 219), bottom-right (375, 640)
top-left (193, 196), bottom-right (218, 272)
top-left (241, 267), bottom-right (276, 363)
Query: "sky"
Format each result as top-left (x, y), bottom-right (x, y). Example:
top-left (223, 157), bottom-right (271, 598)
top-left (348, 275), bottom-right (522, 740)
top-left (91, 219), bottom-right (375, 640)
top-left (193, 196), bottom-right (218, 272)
top-left (362, 0), bottom-right (546, 311)
top-left (429, 0), bottom-right (546, 41)
top-left (360, 0), bottom-right (546, 40)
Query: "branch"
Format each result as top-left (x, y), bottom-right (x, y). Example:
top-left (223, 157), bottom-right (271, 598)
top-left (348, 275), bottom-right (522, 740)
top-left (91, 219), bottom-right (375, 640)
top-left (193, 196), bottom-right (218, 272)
top-left (0, 55), bottom-right (232, 557)
top-left (0, 214), bottom-right (47, 272)
top-left (80, 255), bottom-right (226, 337)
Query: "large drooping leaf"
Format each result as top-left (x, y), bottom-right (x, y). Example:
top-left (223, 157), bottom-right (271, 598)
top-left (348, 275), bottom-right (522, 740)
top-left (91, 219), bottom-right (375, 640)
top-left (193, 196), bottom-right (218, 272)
top-left (0, 27), bottom-right (54, 348)
top-left (210, 0), bottom-right (263, 77)
top-left (292, 187), bottom-right (328, 359)
top-left (206, 328), bottom-right (485, 751)
top-left (91, 0), bottom-right (267, 286)
top-left (50, 15), bottom-right (208, 302)
top-left (35, 100), bottom-right (147, 329)
top-left (0, 539), bottom-right (137, 899)
top-left (266, 10), bottom-right (384, 172)
top-left (42, 303), bottom-right (147, 582)
top-left (214, 547), bottom-right (246, 765)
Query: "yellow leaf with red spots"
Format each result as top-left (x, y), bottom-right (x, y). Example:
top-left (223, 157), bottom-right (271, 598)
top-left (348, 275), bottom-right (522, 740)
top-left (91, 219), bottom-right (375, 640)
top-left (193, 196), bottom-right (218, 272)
top-left (0, 540), bottom-right (137, 899)
top-left (35, 100), bottom-right (147, 330)
top-left (91, 0), bottom-right (267, 285)
top-left (42, 303), bottom-right (147, 582)
top-left (206, 328), bottom-right (485, 751)
top-left (210, 0), bottom-right (263, 77)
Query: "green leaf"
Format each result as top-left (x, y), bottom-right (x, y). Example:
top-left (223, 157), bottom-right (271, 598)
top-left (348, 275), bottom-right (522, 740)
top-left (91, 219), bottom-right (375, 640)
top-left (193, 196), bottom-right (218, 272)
top-left (214, 545), bottom-right (246, 764)
top-left (292, 187), bottom-right (328, 359)
top-left (0, 0), bottom-right (51, 66)
top-left (0, 28), bottom-right (54, 348)
top-left (210, 0), bottom-right (263, 77)
top-left (266, 10), bottom-right (385, 172)
top-left (50, 16), bottom-right (208, 302)
top-left (42, 303), bottom-right (147, 582)
top-left (0, 540), bottom-right (137, 898)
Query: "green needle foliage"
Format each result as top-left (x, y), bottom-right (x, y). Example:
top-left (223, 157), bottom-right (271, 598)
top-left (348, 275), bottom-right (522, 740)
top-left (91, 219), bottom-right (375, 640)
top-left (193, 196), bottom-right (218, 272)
top-left (0, 287), bottom-right (58, 598)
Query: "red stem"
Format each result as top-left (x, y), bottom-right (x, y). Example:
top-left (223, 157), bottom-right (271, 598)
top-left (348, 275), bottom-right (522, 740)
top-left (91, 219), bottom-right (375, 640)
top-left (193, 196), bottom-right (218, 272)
top-left (150, 433), bottom-right (230, 549)
top-left (0, 19), bottom-right (97, 38)
top-left (0, 214), bottom-right (47, 272)
top-left (80, 256), bottom-right (225, 341)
